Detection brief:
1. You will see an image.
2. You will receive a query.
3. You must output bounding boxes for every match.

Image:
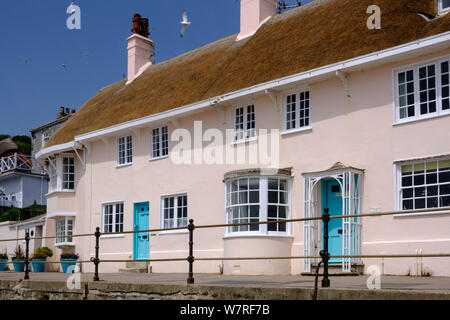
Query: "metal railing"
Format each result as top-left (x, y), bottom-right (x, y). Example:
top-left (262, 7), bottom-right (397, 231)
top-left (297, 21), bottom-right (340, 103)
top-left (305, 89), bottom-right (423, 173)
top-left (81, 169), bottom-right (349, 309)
top-left (1, 206), bottom-right (450, 295)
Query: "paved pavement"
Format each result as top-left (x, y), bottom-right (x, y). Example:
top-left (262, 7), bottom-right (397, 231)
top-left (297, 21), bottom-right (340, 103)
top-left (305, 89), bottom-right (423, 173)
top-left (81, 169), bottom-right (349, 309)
top-left (1, 272), bottom-right (450, 291)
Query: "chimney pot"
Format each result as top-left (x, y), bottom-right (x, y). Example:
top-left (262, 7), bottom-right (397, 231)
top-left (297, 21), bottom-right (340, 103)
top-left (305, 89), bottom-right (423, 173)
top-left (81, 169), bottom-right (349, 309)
top-left (65, 108), bottom-right (70, 115)
top-left (56, 106), bottom-right (65, 119)
top-left (71, 109), bottom-right (76, 114)
top-left (127, 13), bottom-right (154, 85)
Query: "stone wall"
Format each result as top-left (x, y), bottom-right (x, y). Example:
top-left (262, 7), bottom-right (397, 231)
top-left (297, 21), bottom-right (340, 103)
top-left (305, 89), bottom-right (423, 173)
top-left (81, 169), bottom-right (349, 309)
top-left (1, 280), bottom-right (450, 300)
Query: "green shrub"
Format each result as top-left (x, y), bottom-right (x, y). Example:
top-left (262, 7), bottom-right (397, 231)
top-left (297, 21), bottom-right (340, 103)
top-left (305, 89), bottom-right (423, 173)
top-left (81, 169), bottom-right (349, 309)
top-left (60, 253), bottom-right (79, 260)
top-left (32, 247), bottom-right (53, 259)
top-left (0, 252), bottom-right (7, 260)
top-left (5, 207), bottom-right (21, 216)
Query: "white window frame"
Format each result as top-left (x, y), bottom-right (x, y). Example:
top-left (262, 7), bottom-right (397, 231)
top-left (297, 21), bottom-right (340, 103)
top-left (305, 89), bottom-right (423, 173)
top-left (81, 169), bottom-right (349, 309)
top-left (55, 218), bottom-right (74, 245)
top-left (224, 176), bottom-right (292, 237)
top-left (47, 156), bottom-right (75, 194)
top-left (438, 0), bottom-right (450, 14)
top-left (62, 157), bottom-right (75, 191)
top-left (394, 156), bottom-right (450, 215)
top-left (232, 103), bottom-right (256, 143)
top-left (282, 89), bottom-right (312, 133)
top-left (151, 126), bottom-right (169, 160)
top-left (160, 194), bottom-right (188, 232)
top-left (393, 55), bottom-right (450, 124)
top-left (101, 202), bottom-right (124, 233)
top-left (117, 135), bottom-right (133, 166)
top-left (42, 131), bottom-right (50, 145)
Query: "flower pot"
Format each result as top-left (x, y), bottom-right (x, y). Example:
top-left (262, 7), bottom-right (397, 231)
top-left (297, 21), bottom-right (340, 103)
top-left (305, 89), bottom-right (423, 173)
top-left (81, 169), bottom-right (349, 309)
top-left (12, 259), bottom-right (25, 272)
top-left (31, 258), bottom-right (46, 272)
top-left (60, 259), bottom-right (77, 273)
top-left (0, 259), bottom-right (7, 271)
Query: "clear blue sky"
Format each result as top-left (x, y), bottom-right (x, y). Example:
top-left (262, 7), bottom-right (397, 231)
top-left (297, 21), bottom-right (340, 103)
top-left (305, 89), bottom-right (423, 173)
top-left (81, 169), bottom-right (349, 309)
top-left (0, 0), bottom-right (313, 137)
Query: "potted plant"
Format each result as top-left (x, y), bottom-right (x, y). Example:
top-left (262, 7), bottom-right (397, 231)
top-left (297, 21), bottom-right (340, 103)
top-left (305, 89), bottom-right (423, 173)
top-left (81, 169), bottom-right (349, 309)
top-left (31, 247), bottom-right (53, 273)
top-left (0, 252), bottom-right (8, 271)
top-left (60, 253), bottom-right (79, 273)
top-left (11, 246), bottom-right (25, 272)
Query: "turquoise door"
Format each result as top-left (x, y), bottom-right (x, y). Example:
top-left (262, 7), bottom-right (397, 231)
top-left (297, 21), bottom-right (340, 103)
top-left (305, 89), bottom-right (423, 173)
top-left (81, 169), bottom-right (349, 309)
top-left (321, 179), bottom-right (343, 263)
top-left (133, 202), bottom-right (149, 260)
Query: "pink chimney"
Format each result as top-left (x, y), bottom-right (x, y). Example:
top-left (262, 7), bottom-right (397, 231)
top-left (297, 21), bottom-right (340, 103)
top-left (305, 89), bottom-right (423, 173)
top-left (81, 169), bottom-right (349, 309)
top-left (237, 0), bottom-right (278, 41)
top-left (127, 13), bottom-right (154, 85)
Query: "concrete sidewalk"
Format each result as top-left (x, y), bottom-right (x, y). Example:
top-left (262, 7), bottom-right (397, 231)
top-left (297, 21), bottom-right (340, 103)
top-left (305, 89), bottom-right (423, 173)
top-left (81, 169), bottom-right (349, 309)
top-left (1, 271), bottom-right (450, 291)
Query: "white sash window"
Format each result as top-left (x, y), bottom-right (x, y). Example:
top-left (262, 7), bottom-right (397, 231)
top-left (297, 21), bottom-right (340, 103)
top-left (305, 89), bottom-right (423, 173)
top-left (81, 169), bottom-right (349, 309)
top-left (117, 136), bottom-right (133, 166)
top-left (233, 104), bottom-right (256, 142)
top-left (102, 202), bottom-right (124, 233)
top-left (161, 194), bottom-right (188, 229)
top-left (283, 90), bottom-right (311, 132)
top-left (151, 126), bottom-right (169, 159)
top-left (398, 159), bottom-right (450, 211)
top-left (394, 57), bottom-right (450, 123)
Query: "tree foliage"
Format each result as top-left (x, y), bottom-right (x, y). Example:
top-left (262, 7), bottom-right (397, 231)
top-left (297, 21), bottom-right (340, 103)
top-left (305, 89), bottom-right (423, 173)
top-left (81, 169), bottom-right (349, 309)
top-left (0, 134), bottom-right (32, 155)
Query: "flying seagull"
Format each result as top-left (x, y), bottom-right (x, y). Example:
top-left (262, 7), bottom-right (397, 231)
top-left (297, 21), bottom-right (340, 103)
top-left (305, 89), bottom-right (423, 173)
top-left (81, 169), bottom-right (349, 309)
top-left (61, 61), bottom-right (68, 68)
top-left (81, 51), bottom-right (91, 57)
top-left (19, 59), bottom-right (32, 64)
top-left (180, 10), bottom-right (191, 38)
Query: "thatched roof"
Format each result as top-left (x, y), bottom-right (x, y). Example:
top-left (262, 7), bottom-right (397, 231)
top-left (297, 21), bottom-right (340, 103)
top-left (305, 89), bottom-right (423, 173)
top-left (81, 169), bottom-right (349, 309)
top-left (0, 138), bottom-right (18, 157)
top-left (46, 0), bottom-right (450, 148)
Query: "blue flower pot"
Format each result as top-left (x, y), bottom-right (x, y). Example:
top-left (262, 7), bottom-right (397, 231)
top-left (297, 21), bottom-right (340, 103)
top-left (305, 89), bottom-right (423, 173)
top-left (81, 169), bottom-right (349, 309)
top-left (60, 259), bottom-right (77, 273)
top-left (32, 259), bottom-right (46, 272)
top-left (12, 259), bottom-right (25, 272)
top-left (0, 259), bottom-right (7, 271)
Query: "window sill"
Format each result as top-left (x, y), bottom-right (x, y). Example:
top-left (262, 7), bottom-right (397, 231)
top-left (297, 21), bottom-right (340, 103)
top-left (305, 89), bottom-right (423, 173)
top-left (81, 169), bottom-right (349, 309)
top-left (54, 242), bottom-right (75, 248)
top-left (100, 234), bottom-right (125, 239)
top-left (281, 126), bottom-right (312, 136)
top-left (149, 155), bottom-right (169, 162)
top-left (393, 112), bottom-right (450, 126)
top-left (231, 137), bottom-right (257, 146)
top-left (45, 190), bottom-right (75, 197)
top-left (393, 209), bottom-right (450, 218)
top-left (116, 162), bottom-right (133, 168)
top-left (158, 229), bottom-right (189, 235)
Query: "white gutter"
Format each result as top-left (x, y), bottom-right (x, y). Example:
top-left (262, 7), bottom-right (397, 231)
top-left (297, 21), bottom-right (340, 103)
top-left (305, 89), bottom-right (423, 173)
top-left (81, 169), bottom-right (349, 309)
top-left (36, 141), bottom-right (76, 160)
top-left (38, 31), bottom-right (450, 159)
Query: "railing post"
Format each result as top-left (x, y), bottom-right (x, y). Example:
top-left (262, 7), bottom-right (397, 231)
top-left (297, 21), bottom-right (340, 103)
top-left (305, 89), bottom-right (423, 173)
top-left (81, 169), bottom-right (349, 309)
top-left (187, 219), bottom-right (195, 284)
top-left (93, 227), bottom-right (101, 281)
top-left (24, 231), bottom-right (30, 280)
top-left (321, 208), bottom-right (330, 288)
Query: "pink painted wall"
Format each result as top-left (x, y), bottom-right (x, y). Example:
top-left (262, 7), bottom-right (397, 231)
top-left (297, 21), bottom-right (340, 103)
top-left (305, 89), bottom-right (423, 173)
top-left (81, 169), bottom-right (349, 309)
top-left (44, 47), bottom-right (450, 276)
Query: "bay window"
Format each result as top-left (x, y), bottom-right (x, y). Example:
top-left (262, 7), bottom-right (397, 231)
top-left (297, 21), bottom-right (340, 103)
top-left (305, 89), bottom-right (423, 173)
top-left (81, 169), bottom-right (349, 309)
top-left (55, 218), bottom-right (73, 244)
top-left (225, 176), bottom-right (291, 235)
top-left (47, 156), bottom-right (75, 193)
